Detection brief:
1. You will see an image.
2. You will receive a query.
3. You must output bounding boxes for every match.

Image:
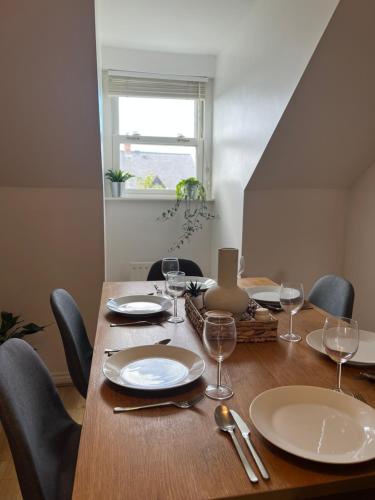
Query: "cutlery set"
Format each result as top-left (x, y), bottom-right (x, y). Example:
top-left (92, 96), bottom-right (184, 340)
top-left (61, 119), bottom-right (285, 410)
top-left (215, 405), bottom-right (269, 484)
top-left (110, 320), bottom-right (165, 327)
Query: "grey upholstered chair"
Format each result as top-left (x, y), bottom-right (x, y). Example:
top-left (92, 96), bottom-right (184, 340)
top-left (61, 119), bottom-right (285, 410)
top-left (307, 274), bottom-right (355, 319)
top-left (0, 338), bottom-right (81, 500)
top-left (50, 289), bottom-right (93, 398)
top-left (147, 258), bottom-right (203, 281)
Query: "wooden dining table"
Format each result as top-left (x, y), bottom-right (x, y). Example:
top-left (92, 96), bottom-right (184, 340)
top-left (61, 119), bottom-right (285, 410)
top-left (72, 278), bottom-right (375, 499)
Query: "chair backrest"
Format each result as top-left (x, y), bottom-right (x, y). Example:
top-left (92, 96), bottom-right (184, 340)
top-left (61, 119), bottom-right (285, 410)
top-left (147, 259), bottom-right (203, 281)
top-left (0, 339), bottom-right (81, 500)
top-left (50, 289), bottom-right (92, 398)
top-left (307, 274), bottom-right (355, 318)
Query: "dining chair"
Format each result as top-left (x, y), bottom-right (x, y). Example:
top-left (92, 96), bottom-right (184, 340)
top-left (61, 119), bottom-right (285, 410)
top-left (50, 288), bottom-right (92, 398)
top-left (0, 338), bottom-right (81, 500)
top-left (307, 274), bottom-right (355, 319)
top-left (147, 258), bottom-right (203, 280)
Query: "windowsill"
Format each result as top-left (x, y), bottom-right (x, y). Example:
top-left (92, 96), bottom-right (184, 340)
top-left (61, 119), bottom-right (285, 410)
top-left (105, 196), bottom-right (215, 202)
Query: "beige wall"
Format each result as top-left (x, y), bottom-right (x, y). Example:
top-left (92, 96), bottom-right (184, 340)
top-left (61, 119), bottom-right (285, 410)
top-left (0, 0), bottom-right (104, 381)
top-left (243, 0), bottom-right (375, 320)
top-left (243, 188), bottom-right (348, 292)
top-left (344, 163), bottom-right (375, 331)
top-left (211, 0), bottom-right (338, 273)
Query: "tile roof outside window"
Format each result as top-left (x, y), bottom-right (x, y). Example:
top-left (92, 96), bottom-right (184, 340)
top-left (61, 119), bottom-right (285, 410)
top-left (120, 151), bottom-right (195, 189)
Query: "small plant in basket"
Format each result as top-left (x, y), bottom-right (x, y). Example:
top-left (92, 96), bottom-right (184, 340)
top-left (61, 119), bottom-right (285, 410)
top-left (186, 281), bottom-right (204, 309)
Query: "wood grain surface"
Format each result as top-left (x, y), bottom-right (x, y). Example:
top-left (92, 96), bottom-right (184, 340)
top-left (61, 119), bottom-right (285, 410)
top-left (72, 278), bottom-right (375, 499)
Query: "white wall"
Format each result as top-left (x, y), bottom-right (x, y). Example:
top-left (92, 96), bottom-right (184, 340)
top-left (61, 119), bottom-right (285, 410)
top-left (243, 188), bottom-right (348, 292)
top-left (344, 163), bottom-right (375, 331)
top-left (105, 199), bottom-right (212, 280)
top-left (211, 0), bottom-right (338, 272)
top-left (101, 46), bottom-right (216, 77)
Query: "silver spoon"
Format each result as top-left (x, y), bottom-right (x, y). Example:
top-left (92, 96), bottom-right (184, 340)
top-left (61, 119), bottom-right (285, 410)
top-left (105, 338), bottom-right (171, 355)
top-left (215, 405), bottom-right (258, 483)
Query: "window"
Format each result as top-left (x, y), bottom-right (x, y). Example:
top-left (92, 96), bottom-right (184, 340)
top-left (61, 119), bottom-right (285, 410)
top-left (104, 72), bottom-right (212, 196)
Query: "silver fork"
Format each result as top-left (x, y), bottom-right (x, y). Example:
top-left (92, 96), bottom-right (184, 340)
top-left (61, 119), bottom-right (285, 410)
top-left (353, 392), bottom-right (368, 405)
top-left (113, 394), bottom-right (204, 413)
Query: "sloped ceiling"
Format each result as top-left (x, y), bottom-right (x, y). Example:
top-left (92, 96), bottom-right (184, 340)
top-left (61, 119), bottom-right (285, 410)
top-left (248, 0), bottom-right (375, 190)
top-left (0, 0), bottom-right (102, 188)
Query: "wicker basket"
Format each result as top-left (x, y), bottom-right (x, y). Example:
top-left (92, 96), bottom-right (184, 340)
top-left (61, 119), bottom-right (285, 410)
top-left (185, 294), bottom-right (278, 343)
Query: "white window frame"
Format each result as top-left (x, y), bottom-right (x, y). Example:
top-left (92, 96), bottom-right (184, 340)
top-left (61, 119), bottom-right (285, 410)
top-left (103, 71), bottom-right (213, 199)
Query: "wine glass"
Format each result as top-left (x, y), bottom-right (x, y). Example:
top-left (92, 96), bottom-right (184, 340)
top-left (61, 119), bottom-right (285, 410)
top-left (203, 316), bottom-right (237, 400)
top-left (166, 271), bottom-right (186, 323)
top-left (162, 258), bottom-right (179, 293)
top-left (279, 282), bottom-right (304, 342)
top-left (323, 316), bottom-right (359, 394)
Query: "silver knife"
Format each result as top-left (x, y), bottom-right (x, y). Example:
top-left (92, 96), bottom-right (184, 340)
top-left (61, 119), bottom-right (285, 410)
top-left (360, 371), bottom-right (375, 381)
top-left (230, 410), bottom-right (270, 480)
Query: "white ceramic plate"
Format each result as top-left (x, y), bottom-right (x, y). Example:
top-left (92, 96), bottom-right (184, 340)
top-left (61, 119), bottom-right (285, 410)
top-left (246, 286), bottom-right (281, 304)
top-left (103, 345), bottom-right (205, 390)
top-left (306, 329), bottom-right (375, 366)
top-left (250, 385), bottom-right (375, 464)
top-left (107, 295), bottom-right (172, 316)
top-left (185, 276), bottom-right (216, 291)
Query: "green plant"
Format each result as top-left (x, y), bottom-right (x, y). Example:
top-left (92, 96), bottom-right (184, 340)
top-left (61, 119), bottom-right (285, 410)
top-left (137, 173), bottom-right (165, 189)
top-left (176, 177), bottom-right (205, 201)
top-left (0, 311), bottom-right (46, 345)
top-left (186, 281), bottom-right (203, 297)
top-left (158, 177), bottom-right (216, 250)
top-left (105, 169), bottom-right (134, 183)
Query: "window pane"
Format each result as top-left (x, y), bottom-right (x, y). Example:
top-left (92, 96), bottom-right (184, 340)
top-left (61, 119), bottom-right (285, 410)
top-left (119, 143), bottom-right (196, 190)
top-left (118, 97), bottom-right (195, 137)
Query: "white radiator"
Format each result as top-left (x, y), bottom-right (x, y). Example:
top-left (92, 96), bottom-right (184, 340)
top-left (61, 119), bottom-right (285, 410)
top-left (129, 261), bottom-right (153, 281)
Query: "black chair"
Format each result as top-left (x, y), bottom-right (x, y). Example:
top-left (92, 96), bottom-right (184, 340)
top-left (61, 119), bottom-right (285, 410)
top-left (0, 338), bottom-right (81, 500)
top-left (147, 259), bottom-right (203, 281)
top-left (50, 289), bottom-right (92, 398)
top-left (307, 274), bottom-right (355, 319)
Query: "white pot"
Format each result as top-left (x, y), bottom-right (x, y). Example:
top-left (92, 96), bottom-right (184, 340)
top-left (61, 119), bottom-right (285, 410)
top-left (190, 294), bottom-right (204, 310)
top-left (111, 182), bottom-right (124, 198)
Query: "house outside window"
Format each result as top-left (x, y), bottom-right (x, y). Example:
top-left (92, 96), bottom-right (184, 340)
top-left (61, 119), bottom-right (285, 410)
top-left (103, 71), bottom-right (213, 197)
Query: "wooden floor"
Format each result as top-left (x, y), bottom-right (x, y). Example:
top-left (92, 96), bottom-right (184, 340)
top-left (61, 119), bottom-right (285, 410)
top-left (0, 385), bottom-right (85, 500)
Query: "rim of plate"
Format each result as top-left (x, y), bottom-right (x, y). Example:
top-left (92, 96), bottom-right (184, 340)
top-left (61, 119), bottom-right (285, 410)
top-left (306, 329), bottom-right (375, 366)
top-left (103, 344), bottom-right (205, 391)
top-left (249, 385), bottom-right (375, 464)
top-left (246, 286), bottom-right (281, 303)
top-left (106, 294), bottom-right (172, 316)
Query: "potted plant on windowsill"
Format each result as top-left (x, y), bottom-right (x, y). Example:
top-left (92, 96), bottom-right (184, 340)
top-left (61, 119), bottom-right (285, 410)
top-left (105, 169), bottom-right (134, 198)
top-left (158, 177), bottom-right (216, 251)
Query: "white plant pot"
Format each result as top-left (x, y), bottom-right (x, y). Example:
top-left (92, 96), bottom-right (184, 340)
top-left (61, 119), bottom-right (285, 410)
top-left (111, 182), bottom-right (124, 198)
top-left (191, 294), bottom-right (204, 310)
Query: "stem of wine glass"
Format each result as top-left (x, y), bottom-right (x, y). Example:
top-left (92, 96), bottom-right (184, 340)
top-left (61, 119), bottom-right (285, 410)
top-left (217, 360), bottom-right (222, 388)
top-left (173, 297), bottom-right (177, 318)
top-left (336, 362), bottom-right (342, 391)
top-left (289, 313), bottom-right (293, 335)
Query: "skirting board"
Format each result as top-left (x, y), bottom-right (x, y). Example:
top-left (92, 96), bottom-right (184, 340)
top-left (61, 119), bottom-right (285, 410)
top-left (52, 371), bottom-right (72, 386)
